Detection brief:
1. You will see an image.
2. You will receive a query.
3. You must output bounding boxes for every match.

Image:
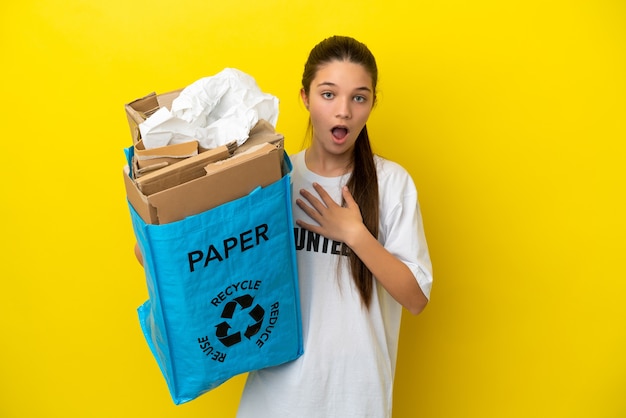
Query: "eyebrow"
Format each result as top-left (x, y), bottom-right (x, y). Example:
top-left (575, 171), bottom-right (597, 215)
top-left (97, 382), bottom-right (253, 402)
top-left (316, 81), bottom-right (372, 92)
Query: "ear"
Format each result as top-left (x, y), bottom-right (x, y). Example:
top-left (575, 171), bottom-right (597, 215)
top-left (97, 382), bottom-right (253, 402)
top-left (300, 88), bottom-right (309, 110)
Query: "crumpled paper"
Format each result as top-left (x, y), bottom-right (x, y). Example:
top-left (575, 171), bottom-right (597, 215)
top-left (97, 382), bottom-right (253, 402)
top-left (139, 68), bottom-right (279, 150)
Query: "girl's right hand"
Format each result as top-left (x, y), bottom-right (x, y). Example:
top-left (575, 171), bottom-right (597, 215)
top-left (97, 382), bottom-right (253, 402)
top-left (134, 243), bottom-right (144, 267)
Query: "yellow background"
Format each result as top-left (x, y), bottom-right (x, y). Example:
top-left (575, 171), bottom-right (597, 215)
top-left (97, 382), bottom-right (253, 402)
top-left (1, 0), bottom-right (624, 417)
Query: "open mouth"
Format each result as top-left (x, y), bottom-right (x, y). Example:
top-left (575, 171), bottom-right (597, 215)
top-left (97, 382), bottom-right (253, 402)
top-left (331, 126), bottom-right (349, 140)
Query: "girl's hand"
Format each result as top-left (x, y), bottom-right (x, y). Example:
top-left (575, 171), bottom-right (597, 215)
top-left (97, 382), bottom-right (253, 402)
top-left (134, 242), bottom-right (144, 266)
top-left (297, 182), bottom-right (429, 314)
top-left (296, 183), bottom-right (368, 247)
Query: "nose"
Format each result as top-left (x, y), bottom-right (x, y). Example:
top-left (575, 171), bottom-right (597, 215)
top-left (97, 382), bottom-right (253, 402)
top-left (335, 97), bottom-right (352, 119)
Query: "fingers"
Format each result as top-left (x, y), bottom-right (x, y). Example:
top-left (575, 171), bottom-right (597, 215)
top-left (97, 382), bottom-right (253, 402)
top-left (134, 242), bottom-right (144, 266)
top-left (296, 195), bottom-right (322, 223)
top-left (341, 185), bottom-right (358, 209)
top-left (298, 183), bottom-right (335, 211)
top-left (297, 183), bottom-right (359, 218)
top-left (308, 183), bottom-right (340, 208)
top-left (296, 183), bottom-right (363, 243)
top-left (295, 218), bottom-right (323, 236)
top-left (296, 183), bottom-right (337, 229)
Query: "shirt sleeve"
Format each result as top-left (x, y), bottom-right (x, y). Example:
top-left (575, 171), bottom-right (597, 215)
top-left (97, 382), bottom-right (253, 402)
top-left (377, 160), bottom-right (433, 300)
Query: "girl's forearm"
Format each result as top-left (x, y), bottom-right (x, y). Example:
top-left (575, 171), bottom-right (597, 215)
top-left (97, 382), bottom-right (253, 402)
top-left (346, 226), bottom-right (428, 315)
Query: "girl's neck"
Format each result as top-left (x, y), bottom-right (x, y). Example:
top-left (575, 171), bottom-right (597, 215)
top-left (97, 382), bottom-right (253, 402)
top-left (304, 147), bottom-right (353, 178)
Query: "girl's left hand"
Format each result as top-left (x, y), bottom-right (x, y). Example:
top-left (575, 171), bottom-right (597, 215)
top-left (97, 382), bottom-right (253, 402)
top-left (296, 183), bottom-right (367, 246)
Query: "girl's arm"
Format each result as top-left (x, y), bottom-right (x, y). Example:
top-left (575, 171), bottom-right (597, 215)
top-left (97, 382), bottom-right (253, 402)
top-left (296, 183), bottom-right (428, 315)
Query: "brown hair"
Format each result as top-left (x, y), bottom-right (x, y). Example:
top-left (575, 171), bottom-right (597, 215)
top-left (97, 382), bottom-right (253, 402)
top-left (301, 35), bottom-right (380, 307)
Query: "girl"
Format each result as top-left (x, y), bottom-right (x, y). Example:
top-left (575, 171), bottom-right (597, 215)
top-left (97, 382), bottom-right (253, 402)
top-left (236, 35), bottom-right (433, 417)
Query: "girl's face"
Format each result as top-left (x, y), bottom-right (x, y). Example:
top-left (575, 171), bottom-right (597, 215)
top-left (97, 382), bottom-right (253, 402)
top-left (301, 60), bottom-right (374, 162)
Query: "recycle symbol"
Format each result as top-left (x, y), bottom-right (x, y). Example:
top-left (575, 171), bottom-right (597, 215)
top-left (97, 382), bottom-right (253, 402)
top-left (215, 294), bottom-right (265, 347)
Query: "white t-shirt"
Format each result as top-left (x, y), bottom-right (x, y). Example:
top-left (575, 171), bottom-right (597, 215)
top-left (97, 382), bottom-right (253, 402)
top-left (236, 150), bottom-right (433, 418)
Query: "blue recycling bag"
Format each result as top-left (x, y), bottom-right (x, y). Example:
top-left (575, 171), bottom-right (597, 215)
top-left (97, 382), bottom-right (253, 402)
top-left (128, 169), bottom-right (303, 405)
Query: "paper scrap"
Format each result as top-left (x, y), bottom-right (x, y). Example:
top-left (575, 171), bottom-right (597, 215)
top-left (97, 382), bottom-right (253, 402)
top-left (139, 68), bottom-right (279, 150)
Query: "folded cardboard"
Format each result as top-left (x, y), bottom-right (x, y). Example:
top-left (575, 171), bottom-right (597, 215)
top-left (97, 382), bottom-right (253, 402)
top-left (134, 139), bottom-right (198, 171)
top-left (130, 118), bottom-right (283, 195)
top-left (135, 142), bottom-right (235, 195)
top-left (125, 89), bottom-right (182, 145)
top-left (124, 141), bottom-right (283, 225)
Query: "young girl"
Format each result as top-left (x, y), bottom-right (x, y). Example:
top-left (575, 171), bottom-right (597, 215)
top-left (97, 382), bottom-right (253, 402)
top-left (236, 35), bottom-right (433, 417)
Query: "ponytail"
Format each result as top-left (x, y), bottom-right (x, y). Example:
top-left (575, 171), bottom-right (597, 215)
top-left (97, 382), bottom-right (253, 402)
top-left (345, 125), bottom-right (379, 307)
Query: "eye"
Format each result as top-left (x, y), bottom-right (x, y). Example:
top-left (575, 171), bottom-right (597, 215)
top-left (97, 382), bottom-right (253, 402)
top-left (354, 95), bottom-right (367, 103)
top-left (321, 91), bottom-right (334, 99)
